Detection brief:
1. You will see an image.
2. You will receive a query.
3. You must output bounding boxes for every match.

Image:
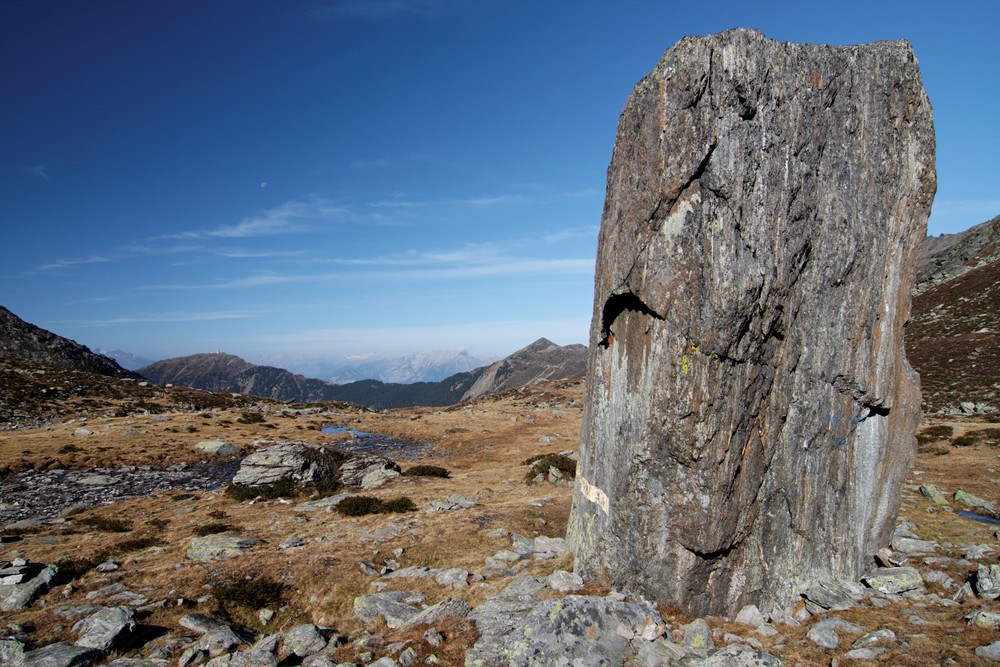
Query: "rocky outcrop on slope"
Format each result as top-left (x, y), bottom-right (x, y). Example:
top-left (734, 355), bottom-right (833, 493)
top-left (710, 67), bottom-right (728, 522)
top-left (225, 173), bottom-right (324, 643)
top-left (907, 214), bottom-right (1000, 412)
top-left (460, 338), bottom-right (587, 402)
top-left (568, 29), bottom-right (935, 616)
top-left (916, 214), bottom-right (1000, 294)
top-left (0, 306), bottom-right (139, 380)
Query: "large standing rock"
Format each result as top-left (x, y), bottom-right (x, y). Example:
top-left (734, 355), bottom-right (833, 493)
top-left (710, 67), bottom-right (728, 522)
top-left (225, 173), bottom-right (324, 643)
top-left (567, 29), bottom-right (934, 616)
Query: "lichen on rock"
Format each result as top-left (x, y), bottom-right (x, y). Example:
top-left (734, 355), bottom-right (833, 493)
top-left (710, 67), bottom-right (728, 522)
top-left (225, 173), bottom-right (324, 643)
top-left (567, 28), bottom-right (935, 616)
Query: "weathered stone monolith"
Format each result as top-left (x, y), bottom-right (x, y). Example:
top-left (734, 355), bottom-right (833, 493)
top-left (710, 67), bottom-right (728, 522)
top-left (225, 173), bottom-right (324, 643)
top-left (567, 29), bottom-right (935, 616)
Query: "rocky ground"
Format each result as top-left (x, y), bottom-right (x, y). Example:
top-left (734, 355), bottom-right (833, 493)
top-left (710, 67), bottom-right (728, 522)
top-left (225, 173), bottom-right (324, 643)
top-left (2, 369), bottom-right (1000, 665)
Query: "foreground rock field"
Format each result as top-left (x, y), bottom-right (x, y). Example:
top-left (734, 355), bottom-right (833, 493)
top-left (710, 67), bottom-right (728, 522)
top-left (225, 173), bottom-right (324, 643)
top-left (2, 371), bottom-right (1000, 665)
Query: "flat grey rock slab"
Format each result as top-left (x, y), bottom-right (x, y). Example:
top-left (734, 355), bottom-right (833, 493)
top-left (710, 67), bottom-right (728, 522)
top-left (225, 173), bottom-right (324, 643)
top-left (862, 567), bottom-right (923, 594)
top-left (695, 644), bottom-right (784, 666)
top-left (0, 564), bottom-right (57, 611)
top-left (353, 591), bottom-right (426, 628)
top-left (72, 605), bottom-right (136, 651)
top-left (22, 642), bottom-right (100, 667)
top-left (281, 624), bottom-right (328, 657)
top-left (204, 650), bottom-right (279, 667)
top-left (196, 439), bottom-right (241, 457)
top-left (470, 594), bottom-right (664, 666)
top-left (977, 641), bottom-right (1000, 661)
top-left (547, 569), bottom-right (584, 593)
top-left (396, 597), bottom-right (471, 633)
top-left (427, 493), bottom-right (475, 511)
top-left (187, 535), bottom-right (264, 562)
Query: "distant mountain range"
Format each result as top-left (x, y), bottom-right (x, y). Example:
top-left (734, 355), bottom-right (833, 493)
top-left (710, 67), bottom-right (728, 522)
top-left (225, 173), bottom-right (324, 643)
top-left (138, 337), bottom-right (586, 409)
top-left (95, 348), bottom-right (155, 371)
top-left (0, 306), bottom-right (139, 380)
top-left (907, 213), bottom-right (1000, 411)
top-left (252, 349), bottom-right (492, 384)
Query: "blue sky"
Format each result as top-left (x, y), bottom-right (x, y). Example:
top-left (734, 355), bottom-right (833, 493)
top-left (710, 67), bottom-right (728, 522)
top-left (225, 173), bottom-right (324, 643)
top-left (2, 1), bottom-right (997, 364)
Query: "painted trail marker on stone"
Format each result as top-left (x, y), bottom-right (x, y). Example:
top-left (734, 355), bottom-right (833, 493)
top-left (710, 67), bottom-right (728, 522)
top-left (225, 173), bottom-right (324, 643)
top-left (567, 29), bottom-right (935, 616)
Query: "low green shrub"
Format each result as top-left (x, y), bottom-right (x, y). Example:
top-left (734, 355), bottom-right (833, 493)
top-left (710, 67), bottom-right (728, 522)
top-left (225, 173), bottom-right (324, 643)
top-left (78, 516), bottom-right (132, 533)
top-left (403, 465), bottom-right (450, 478)
top-left (970, 428), bottom-right (1000, 446)
top-left (381, 497), bottom-right (418, 513)
top-left (212, 577), bottom-right (288, 610)
top-left (193, 522), bottom-right (235, 536)
top-left (916, 424), bottom-right (954, 446)
top-left (952, 435), bottom-right (978, 447)
top-left (334, 495), bottom-right (418, 516)
top-left (236, 412), bottom-right (266, 424)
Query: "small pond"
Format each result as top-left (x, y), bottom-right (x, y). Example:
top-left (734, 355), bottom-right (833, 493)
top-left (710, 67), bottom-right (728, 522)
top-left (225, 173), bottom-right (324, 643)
top-left (957, 510), bottom-right (1000, 526)
top-left (321, 424), bottom-right (434, 459)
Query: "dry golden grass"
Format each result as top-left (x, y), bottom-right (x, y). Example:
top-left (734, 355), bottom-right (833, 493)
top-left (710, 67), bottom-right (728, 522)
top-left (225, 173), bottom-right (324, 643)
top-left (5, 381), bottom-right (1000, 664)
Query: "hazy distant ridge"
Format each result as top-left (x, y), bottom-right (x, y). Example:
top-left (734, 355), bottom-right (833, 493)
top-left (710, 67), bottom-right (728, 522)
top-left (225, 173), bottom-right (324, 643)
top-left (138, 338), bottom-right (585, 409)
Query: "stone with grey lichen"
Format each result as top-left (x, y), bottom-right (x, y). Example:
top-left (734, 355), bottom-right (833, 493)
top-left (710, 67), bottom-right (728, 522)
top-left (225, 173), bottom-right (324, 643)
top-left (568, 28), bottom-right (934, 616)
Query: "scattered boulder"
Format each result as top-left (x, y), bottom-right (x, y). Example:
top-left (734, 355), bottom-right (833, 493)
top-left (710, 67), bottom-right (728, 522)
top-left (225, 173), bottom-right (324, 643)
top-left (427, 493), bottom-right (476, 512)
top-left (734, 605), bottom-right (767, 628)
top-left (967, 610), bottom-right (1000, 630)
top-left (801, 579), bottom-right (864, 614)
top-left (862, 567), bottom-right (924, 595)
top-left (281, 624), bottom-right (328, 658)
top-left (232, 442), bottom-right (341, 487)
top-left (434, 568), bottom-right (469, 588)
top-left (919, 483), bottom-right (949, 506)
top-left (204, 650), bottom-right (278, 667)
top-left (21, 642), bottom-right (100, 667)
top-left (196, 439), bottom-right (241, 457)
top-left (976, 641), bottom-right (1000, 662)
top-left (470, 594), bottom-right (665, 666)
top-left (338, 455), bottom-right (400, 488)
top-left (353, 591), bottom-right (426, 629)
top-left (396, 598), bottom-right (471, 633)
top-left (0, 639), bottom-right (25, 666)
top-left (680, 618), bottom-right (715, 651)
top-left (0, 560), bottom-right (58, 611)
top-left (954, 490), bottom-right (999, 518)
top-left (547, 570), bottom-right (584, 593)
top-left (568, 28), bottom-right (934, 616)
top-left (806, 617), bottom-right (863, 650)
top-left (72, 606), bottom-right (136, 651)
top-left (975, 563), bottom-right (1000, 599)
top-left (360, 467), bottom-right (400, 490)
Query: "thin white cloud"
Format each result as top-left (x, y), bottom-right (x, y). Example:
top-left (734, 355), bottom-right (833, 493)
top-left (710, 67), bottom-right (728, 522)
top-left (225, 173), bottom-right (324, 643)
top-left (157, 199), bottom-right (349, 241)
top-left (137, 254), bottom-right (593, 290)
top-left (544, 226), bottom-right (600, 243)
top-left (26, 164), bottom-right (51, 181)
top-left (36, 254), bottom-right (117, 271)
top-left (215, 249), bottom-right (309, 259)
top-left (316, 0), bottom-right (448, 20)
top-left (245, 317), bottom-right (590, 356)
top-left (65, 295), bottom-right (117, 305)
top-left (58, 308), bottom-right (268, 327)
top-left (368, 188), bottom-right (596, 211)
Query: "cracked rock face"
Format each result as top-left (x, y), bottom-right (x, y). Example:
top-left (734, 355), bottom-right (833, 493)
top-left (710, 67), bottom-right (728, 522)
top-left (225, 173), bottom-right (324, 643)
top-left (567, 29), bottom-right (935, 616)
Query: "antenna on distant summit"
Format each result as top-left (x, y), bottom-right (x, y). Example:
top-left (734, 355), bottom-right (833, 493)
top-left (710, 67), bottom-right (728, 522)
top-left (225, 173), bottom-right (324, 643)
top-left (216, 348), bottom-right (221, 354)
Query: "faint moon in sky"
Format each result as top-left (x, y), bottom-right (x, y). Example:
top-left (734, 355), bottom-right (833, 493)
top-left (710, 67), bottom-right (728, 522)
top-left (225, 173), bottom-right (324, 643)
top-left (260, 181), bottom-right (268, 188)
